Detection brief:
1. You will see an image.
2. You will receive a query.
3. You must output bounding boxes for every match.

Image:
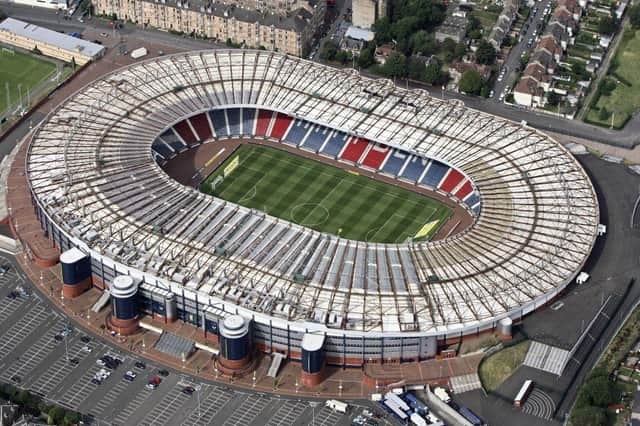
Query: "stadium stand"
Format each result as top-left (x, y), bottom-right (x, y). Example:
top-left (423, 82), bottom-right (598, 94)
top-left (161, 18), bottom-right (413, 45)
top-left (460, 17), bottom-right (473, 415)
top-left (173, 120), bottom-right (198, 145)
top-left (152, 139), bottom-right (175, 160)
top-left (340, 137), bottom-right (370, 163)
top-left (283, 119), bottom-right (309, 146)
top-left (189, 113), bottom-right (213, 141)
top-left (400, 156), bottom-right (428, 182)
top-left (209, 109), bottom-right (229, 137)
top-left (439, 169), bottom-right (465, 193)
top-left (420, 161), bottom-right (449, 188)
top-left (381, 150), bottom-right (409, 176)
top-left (270, 113), bottom-right (293, 139)
top-left (320, 131), bottom-right (349, 157)
top-left (241, 108), bottom-right (256, 135)
top-left (454, 180), bottom-right (473, 201)
top-left (25, 50), bottom-right (599, 364)
top-left (159, 128), bottom-right (187, 153)
top-left (255, 109), bottom-right (274, 136)
top-left (301, 125), bottom-right (330, 152)
top-left (361, 144), bottom-right (390, 169)
top-left (226, 108), bottom-right (241, 136)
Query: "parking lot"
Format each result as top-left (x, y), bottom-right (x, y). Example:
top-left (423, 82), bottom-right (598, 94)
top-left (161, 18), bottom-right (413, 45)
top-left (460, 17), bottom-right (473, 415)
top-left (0, 254), bottom-right (380, 426)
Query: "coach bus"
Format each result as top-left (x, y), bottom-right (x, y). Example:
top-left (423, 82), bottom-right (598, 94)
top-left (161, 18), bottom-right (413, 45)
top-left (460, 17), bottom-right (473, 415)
top-left (514, 380), bottom-right (534, 407)
top-left (382, 398), bottom-right (409, 421)
top-left (459, 406), bottom-right (484, 426)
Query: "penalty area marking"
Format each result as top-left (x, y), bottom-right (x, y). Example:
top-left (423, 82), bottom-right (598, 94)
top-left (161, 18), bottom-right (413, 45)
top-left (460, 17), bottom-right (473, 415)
top-left (290, 203), bottom-right (330, 227)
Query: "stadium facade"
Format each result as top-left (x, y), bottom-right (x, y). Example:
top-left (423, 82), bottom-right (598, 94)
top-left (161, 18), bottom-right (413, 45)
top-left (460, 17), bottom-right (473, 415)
top-left (26, 50), bottom-right (599, 369)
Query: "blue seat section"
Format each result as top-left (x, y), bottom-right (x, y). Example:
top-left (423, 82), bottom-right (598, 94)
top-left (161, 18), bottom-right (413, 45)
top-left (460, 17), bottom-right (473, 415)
top-left (400, 156), bottom-right (428, 182)
top-left (283, 119), bottom-right (308, 146)
top-left (242, 108), bottom-right (256, 134)
top-left (160, 129), bottom-right (186, 153)
top-left (302, 125), bottom-right (329, 151)
top-left (381, 150), bottom-right (408, 176)
top-left (226, 108), bottom-right (241, 135)
top-left (464, 193), bottom-right (480, 208)
top-left (321, 131), bottom-right (348, 157)
top-left (152, 140), bottom-right (174, 159)
top-left (208, 109), bottom-right (228, 137)
top-left (420, 161), bottom-right (449, 187)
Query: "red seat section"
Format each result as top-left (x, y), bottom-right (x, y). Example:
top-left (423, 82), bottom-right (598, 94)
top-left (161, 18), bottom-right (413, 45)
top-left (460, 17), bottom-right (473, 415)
top-left (361, 144), bottom-right (390, 169)
top-left (255, 110), bottom-right (273, 136)
top-left (188, 113), bottom-right (212, 141)
top-left (269, 113), bottom-right (293, 139)
top-left (439, 169), bottom-right (464, 193)
top-left (454, 180), bottom-right (473, 200)
top-left (340, 138), bottom-right (369, 163)
top-left (174, 120), bottom-right (198, 145)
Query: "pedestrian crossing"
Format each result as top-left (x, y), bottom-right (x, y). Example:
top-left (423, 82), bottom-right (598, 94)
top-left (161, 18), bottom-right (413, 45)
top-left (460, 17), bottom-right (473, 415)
top-left (523, 341), bottom-right (571, 375)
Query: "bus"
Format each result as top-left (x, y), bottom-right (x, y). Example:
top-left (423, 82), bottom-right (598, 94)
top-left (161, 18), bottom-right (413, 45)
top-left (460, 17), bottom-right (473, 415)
top-left (382, 398), bottom-right (408, 421)
top-left (325, 399), bottom-right (348, 414)
top-left (404, 393), bottom-right (428, 416)
top-left (385, 392), bottom-right (410, 412)
top-left (514, 380), bottom-right (534, 407)
top-left (459, 406), bottom-right (484, 426)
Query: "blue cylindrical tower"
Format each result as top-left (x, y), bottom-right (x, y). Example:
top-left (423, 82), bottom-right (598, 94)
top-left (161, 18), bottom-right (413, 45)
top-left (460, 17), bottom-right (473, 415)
top-left (60, 247), bottom-right (92, 298)
top-left (301, 333), bottom-right (325, 386)
top-left (218, 315), bottom-right (251, 372)
top-left (109, 275), bottom-right (140, 335)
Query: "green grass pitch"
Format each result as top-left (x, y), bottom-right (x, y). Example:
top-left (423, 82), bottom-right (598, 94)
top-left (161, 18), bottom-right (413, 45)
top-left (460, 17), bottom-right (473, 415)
top-left (0, 48), bottom-right (57, 115)
top-left (201, 145), bottom-right (452, 243)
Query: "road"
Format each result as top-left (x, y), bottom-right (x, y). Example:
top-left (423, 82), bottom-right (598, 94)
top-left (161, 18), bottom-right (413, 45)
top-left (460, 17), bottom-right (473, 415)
top-left (2, 1), bottom-right (640, 148)
top-left (493, 0), bottom-right (554, 100)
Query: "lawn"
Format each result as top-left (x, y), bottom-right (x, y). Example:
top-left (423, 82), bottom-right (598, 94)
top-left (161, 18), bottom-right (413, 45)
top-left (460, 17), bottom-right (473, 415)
top-left (585, 25), bottom-right (640, 128)
top-left (0, 48), bottom-right (57, 116)
top-left (201, 144), bottom-right (452, 243)
top-left (478, 341), bottom-right (530, 392)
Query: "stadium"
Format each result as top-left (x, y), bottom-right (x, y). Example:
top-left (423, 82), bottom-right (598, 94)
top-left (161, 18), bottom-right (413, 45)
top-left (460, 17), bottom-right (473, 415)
top-left (24, 50), bottom-right (599, 372)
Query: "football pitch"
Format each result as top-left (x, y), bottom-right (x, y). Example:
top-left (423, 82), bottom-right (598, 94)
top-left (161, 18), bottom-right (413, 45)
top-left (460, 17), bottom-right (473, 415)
top-left (201, 145), bottom-right (452, 243)
top-left (0, 48), bottom-right (57, 116)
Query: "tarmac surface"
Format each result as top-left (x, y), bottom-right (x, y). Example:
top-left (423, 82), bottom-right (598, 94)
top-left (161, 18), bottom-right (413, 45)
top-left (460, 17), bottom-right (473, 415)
top-left (0, 254), bottom-right (384, 426)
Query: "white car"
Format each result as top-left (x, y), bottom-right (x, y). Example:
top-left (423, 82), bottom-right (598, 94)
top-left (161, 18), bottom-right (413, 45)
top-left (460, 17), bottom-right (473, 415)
top-left (81, 345), bottom-right (92, 353)
top-left (499, 93), bottom-right (505, 101)
top-left (489, 90), bottom-right (495, 98)
top-left (96, 359), bottom-right (106, 367)
top-left (125, 371), bottom-right (136, 378)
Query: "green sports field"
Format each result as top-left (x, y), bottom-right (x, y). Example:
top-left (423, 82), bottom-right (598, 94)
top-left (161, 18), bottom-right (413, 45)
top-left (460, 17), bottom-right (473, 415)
top-left (200, 145), bottom-right (452, 243)
top-left (0, 48), bottom-right (57, 116)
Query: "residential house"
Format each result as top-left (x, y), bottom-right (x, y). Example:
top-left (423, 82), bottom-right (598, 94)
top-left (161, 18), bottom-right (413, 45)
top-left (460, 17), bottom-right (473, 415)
top-left (374, 43), bottom-right (395, 64)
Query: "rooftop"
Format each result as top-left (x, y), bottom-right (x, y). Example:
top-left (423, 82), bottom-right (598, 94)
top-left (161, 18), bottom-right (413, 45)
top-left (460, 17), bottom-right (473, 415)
top-left (0, 18), bottom-right (105, 58)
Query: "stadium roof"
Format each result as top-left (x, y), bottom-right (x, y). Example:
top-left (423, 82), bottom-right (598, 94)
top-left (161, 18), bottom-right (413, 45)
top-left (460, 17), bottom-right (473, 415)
top-left (25, 50), bottom-right (599, 337)
top-left (0, 18), bottom-right (105, 58)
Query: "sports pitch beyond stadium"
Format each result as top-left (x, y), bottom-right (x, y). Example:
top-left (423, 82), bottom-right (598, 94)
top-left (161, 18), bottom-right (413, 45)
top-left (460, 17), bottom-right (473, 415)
top-left (201, 145), bottom-right (452, 243)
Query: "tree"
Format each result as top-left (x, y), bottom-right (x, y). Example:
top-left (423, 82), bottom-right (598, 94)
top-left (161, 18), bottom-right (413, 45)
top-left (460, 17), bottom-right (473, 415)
top-left (407, 57), bottom-right (427, 80)
top-left (571, 405), bottom-right (608, 426)
top-left (547, 91), bottom-right (561, 106)
top-left (320, 40), bottom-right (338, 61)
top-left (475, 40), bottom-right (497, 65)
top-left (572, 61), bottom-right (590, 80)
top-left (358, 45), bottom-right (375, 68)
top-left (63, 411), bottom-right (81, 426)
top-left (459, 70), bottom-right (483, 95)
top-left (372, 17), bottom-right (392, 44)
top-left (598, 16), bottom-right (616, 34)
top-left (466, 15), bottom-right (483, 39)
top-left (410, 31), bottom-right (436, 56)
top-left (48, 406), bottom-right (66, 425)
top-left (598, 107), bottom-right (610, 121)
top-left (381, 52), bottom-right (407, 78)
top-left (424, 62), bottom-right (445, 85)
top-left (631, 4), bottom-right (640, 28)
top-left (584, 376), bottom-right (616, 407)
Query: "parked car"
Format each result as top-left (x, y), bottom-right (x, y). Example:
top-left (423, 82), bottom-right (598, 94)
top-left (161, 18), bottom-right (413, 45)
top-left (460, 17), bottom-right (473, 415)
top-left (134, 361), bottom-right (146, 370)
top-left (158, 369), bottom-right (169, 377)
top-left (182, 386), bottom-right (195, 395)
